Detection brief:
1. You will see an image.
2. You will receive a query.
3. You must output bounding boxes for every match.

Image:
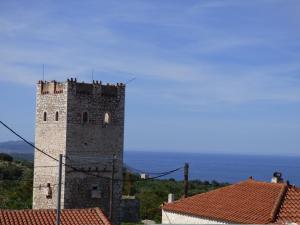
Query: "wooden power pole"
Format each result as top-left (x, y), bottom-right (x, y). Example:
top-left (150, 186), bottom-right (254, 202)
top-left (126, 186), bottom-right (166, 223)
top-left (109, 154), bottom-right (116, 220)
top-left (184, 163), bottom-right (189, 198)
top-left (56, 154), bottom-right (63, 225)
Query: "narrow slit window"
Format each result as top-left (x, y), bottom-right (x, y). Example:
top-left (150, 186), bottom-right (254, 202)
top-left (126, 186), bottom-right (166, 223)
top-left (83, 112), bottom-right (88, 123)
top-left (46, 183), bottom-right (52, 199)
top-left (43, 112), bottom-right (47, 121)
top-left (55, 112), bottom-right (59, 121)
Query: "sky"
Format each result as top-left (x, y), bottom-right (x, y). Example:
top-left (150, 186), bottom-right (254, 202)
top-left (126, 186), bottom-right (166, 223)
top-left (0, 0), bottom-right (300, 155)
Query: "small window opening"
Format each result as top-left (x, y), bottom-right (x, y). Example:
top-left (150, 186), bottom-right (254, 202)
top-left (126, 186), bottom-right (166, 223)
top-left (104, 112), bottom-right (110, 126)
top-left (55, 112), bottom-right (59, 121)
top-left (91, 185), bottom-right (101, 198)
top-left (82, 112), bottom-right (88, 123)
top-left (92, 186), bottom-right (98, 190)
top-left (46, 183), bottom-right (52, 199)
top-left (43, 112), bottom-right (47, 121)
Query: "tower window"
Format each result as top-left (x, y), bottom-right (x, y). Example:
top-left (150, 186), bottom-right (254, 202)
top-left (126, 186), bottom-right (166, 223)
top-left (82, 112), bottom-right (88, 123)
top-left (91, 185), bottom-right (101, 198)
top-left (55, 111), bottom-right (59, 121)
top-left (104, 112), bottom-right (110, 126)
top-left (43, 112), bottom-right (47, 121)
top-left (92, 185), bottom-right (98, 190)
top-left (46, 183), bottom-right (52, 199)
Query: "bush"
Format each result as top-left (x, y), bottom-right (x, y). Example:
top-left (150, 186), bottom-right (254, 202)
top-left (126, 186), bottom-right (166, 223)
top-left (0, 153), bottom-right (13, 162)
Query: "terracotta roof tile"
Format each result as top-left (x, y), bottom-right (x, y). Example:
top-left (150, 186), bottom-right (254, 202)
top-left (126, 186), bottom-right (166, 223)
top-left (0, 208), bottom-right (112, 225)
top-left (276, 186), bottom-right (300, 224)
top-left (163, 179), bottom-right (288, 224)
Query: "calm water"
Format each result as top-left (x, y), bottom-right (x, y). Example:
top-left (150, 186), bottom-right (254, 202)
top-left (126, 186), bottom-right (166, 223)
top-left (124, 151), bottom-right (300, 186)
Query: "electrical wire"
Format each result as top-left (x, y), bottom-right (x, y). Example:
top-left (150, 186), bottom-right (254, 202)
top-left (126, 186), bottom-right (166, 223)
top-left (0, 120), bottom-right (114, 180)
top-left (125, 164), bottom-right (181, 175)
top-left (0, 120), bottom-right (183, 183)
top-left (0, 120), bottom-right (58, 162)
top-left (0, 178), bottom-right (63, 188)
top-left (0, 178), bottom-right (33, 182)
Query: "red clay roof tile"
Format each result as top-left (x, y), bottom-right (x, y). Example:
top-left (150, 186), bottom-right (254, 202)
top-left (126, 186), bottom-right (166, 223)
top-left (163, 179), bottom-right (294, 224)
top-left (276, 186), bottom-right (300, 224)
top-left (0, 208), bottom-right (112, 225)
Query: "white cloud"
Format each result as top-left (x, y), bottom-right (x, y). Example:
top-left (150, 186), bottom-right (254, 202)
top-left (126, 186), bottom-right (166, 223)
top-left (0, 0), bottom-right (300, 108)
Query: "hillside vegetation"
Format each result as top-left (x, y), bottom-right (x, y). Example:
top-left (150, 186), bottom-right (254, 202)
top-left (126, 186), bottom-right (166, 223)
top-left (0, 153), bottom-right (229, 222)
top-left (123, 170), bottom-right (229, 222)
top-left (0, 153), bottom-right (33, 208)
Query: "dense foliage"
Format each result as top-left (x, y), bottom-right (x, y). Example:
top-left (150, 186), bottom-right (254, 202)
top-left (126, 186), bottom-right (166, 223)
top-left (0, 153), bottom-right (229, 223)
top-left (0, 153), bottom-right (33, 209)
top-left (122, 169), bottom-right (229, 223)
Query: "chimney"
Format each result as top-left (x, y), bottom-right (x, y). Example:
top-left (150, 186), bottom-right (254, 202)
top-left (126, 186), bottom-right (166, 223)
top-left (271, 171), bottom-right (283, 183)
top-left (168, 193), bottom-right (175, 203)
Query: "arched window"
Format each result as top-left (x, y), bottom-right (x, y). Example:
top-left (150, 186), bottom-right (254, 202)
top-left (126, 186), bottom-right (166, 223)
top-left (82, 112), bottom-right (88, 123)
top-left (104, 112), bottom-right (110, 125)
top-left (43, 112), bottom-right (47, 121)
top-left (55, 112), bottom-right (59, 121)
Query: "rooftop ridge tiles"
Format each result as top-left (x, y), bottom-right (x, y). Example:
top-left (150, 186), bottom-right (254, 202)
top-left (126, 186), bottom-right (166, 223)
top-left (270, 183), bottom-right (288, 223)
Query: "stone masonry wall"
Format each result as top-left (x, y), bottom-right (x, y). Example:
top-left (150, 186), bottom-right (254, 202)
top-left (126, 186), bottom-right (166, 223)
top-left (64, 80), bottom-right (125, 225)
top-left (33, 81), bottom-right (68, 209)
top-left (120, 196), bottom-right (140, 223)
top-left (33, 79), bottom-right (125, 225)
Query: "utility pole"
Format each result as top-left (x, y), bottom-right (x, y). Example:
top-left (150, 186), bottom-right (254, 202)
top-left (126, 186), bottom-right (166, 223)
top-left (109, 154), bottom-right (116, 220)
top-left (184, 163), bottom-right (189, 198)
top-left (56, 154), bottom-right (63, 225)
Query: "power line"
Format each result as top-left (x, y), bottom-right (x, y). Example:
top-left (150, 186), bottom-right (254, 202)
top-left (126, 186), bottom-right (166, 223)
top-left (0, 120), bottom-right (183, 183)
top-left (0, 120), bottom-right (58, 162)
top-left (0, 178), bottom-right (64, 188)
top-left (34, 165), bottom-right (58, 168)
top-left (0, 120), bottom-right (112, 180)
top-left (0, 178), bottom-right (33, 182)
top-left (142, 167), bottom-right (182, 180)
top-left (125, 77), bottom-right (136, 85)
top-left (125, 164), bottom-right (182, 175)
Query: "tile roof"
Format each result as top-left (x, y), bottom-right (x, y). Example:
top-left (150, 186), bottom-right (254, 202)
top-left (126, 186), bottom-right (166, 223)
top-left (162, 179), bottom-right (300, 224)
top-left (276, 186), bottom-right (300, 224)
top-left (0, 208), bottom-right (112, 225)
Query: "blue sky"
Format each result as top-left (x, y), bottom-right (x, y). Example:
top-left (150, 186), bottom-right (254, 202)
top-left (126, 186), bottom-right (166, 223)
top-left (0, 0), bottom-right (300, 155)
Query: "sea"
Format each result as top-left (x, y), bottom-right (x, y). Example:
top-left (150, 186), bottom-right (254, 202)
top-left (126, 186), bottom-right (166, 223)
top-left (124, 151), bottom-right (300, 186)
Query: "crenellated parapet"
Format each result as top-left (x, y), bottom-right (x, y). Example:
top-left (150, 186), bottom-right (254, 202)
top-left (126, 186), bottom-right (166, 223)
top-left (38, 78), bottom-right (125, 97)
top-left (38, 80), bottom-right (65, 95)
top-left (67, 77), bottom-right (125, 97)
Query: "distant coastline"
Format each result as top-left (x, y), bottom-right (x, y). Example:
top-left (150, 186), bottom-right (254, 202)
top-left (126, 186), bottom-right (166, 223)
top-left (1, 141), bottom-right (300, 185)
top-left (124, 151), bottom-right (300, 186)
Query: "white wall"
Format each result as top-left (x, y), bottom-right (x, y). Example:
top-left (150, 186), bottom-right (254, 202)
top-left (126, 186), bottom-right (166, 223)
top-left (162, 210), bottom-right (226, 224)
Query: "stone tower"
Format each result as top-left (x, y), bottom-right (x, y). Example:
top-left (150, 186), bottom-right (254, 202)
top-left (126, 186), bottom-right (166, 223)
top-left (33, 78), bottom-right (125, 225)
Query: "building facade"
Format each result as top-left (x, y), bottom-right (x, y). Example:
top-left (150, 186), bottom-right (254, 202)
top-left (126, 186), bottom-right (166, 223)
top-left (162, 210), bottom-right (225, 224)
top-left (33, 78), bottom-right (125, 225)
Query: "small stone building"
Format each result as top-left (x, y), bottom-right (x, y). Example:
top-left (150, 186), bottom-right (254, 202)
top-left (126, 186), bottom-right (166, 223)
top-left (120, 196), bottom-right (140, 223)
top-left (33, 78), bottom-right (125, 225)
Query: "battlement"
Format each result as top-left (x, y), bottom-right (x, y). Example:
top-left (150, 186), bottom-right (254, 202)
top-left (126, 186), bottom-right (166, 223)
top-left (38, 80), bottom-right (64, 94)
top-left (38, 78), bottom-right (125, 97)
